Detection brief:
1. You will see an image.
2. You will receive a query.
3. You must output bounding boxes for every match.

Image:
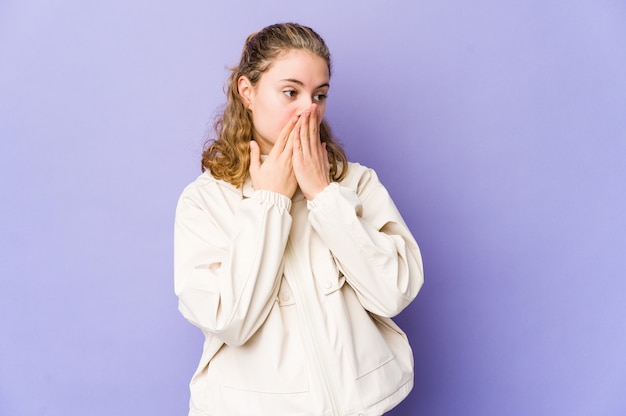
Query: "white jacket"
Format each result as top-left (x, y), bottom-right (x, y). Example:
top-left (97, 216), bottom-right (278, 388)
top-left (174, 162), bottom-right (424, 416)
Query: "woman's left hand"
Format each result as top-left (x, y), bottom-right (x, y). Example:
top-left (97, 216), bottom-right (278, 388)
top-left (292, 104), bottom-right (330, 200)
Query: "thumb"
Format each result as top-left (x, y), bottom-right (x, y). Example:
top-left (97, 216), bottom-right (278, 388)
top-left (249, 140), bottom-right (260, 174)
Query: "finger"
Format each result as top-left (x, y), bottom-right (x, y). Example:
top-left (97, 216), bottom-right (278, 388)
top-left (299, 110), bottom-right (312, 157)
top-left (249, 140), bottom-right (260, 175)
top-left (309, 104), bottom-right (319, 148)
top-left (283, 124), bottom-right (297, 160)
top-left (270, 115), bottom-right (299, 157)
top-left (291, 112), bottom-right (307, 153)
top-left (291, 124), bottom-right (302, 156)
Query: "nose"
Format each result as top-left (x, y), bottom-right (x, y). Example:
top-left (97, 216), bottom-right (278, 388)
top-left (296, 97), bottom-right (317, 116)
top-left (297, 98), bottom-right (313, 112)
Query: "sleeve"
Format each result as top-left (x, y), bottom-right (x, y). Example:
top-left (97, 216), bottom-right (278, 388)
top-left (174, 184), bottom-right (292, 346)
top-left (306, 170), bottom-right (424, 317)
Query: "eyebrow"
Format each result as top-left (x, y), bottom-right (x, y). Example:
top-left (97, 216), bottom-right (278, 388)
top-left (280, 78), bottom-right (330, 89)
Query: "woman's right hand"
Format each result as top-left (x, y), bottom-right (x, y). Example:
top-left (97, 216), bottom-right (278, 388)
top-left (249, 115), bottom-right (299, 198)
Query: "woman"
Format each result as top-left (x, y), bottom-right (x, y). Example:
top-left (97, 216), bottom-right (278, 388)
top-left (174, 22), bottom-right (424, 416)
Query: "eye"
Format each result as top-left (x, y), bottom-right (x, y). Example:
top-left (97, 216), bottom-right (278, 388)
top-left (283, 89), bottom-right (297, 98)
top-left (313, 93), bottom-right (328, 102)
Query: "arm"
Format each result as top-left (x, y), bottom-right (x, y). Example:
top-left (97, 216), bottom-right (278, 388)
top-left (307, 170), bottom-right (424, 317)
top-left (174, 183), bottom-right (292, 346)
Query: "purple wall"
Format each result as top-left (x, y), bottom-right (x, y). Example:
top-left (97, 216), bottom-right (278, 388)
top-left (1, 1), bottom-right (625, 415)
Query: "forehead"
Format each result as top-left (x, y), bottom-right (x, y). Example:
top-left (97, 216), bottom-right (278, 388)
top-left (262, 49), bottom-right (329, 84)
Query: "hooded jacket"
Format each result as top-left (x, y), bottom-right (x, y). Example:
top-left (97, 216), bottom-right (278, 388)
top-left (174, 162), bottom-right (424, 416)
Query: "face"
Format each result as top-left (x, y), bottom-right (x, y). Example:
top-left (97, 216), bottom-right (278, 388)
top-left (239, 49), bottom-right (330, 154)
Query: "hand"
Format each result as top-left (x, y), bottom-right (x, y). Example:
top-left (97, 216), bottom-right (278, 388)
top-left (249, 115), bottom-right (299, 198)
top-left (292, 104), bottom-right (330, 200)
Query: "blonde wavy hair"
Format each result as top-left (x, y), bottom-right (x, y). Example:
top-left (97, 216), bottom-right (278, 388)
top-left (201, 23), bottom-right (348, 188)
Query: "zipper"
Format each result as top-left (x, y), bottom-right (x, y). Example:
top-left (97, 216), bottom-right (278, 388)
top-left (284, 239), bottom-right (343, 416)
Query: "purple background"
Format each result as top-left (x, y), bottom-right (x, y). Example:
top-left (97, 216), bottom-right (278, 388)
top-left (1, 1), bottom-right (625, 415)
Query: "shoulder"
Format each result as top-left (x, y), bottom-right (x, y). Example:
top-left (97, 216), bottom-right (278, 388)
top-left (176, 171), bottom-right (240, 212)
top-left (181, 171), bottom-right (238, 194)
top-left (338, 162), bottom-right (385, 197)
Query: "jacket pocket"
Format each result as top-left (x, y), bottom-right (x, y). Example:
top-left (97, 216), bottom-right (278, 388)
top-left (207, 283), bottom-right (309, 394)
top-left (369, 312), bottom-right (413, 372)
top-left (336, 284), bottom-right (401, 380)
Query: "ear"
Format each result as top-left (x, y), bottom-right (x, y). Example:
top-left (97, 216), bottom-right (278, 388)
top-left (237, 76), bottom-right (254, 110)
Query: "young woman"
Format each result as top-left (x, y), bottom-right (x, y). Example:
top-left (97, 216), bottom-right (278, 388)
top-left (174, 23), bottom-right (424, 416)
